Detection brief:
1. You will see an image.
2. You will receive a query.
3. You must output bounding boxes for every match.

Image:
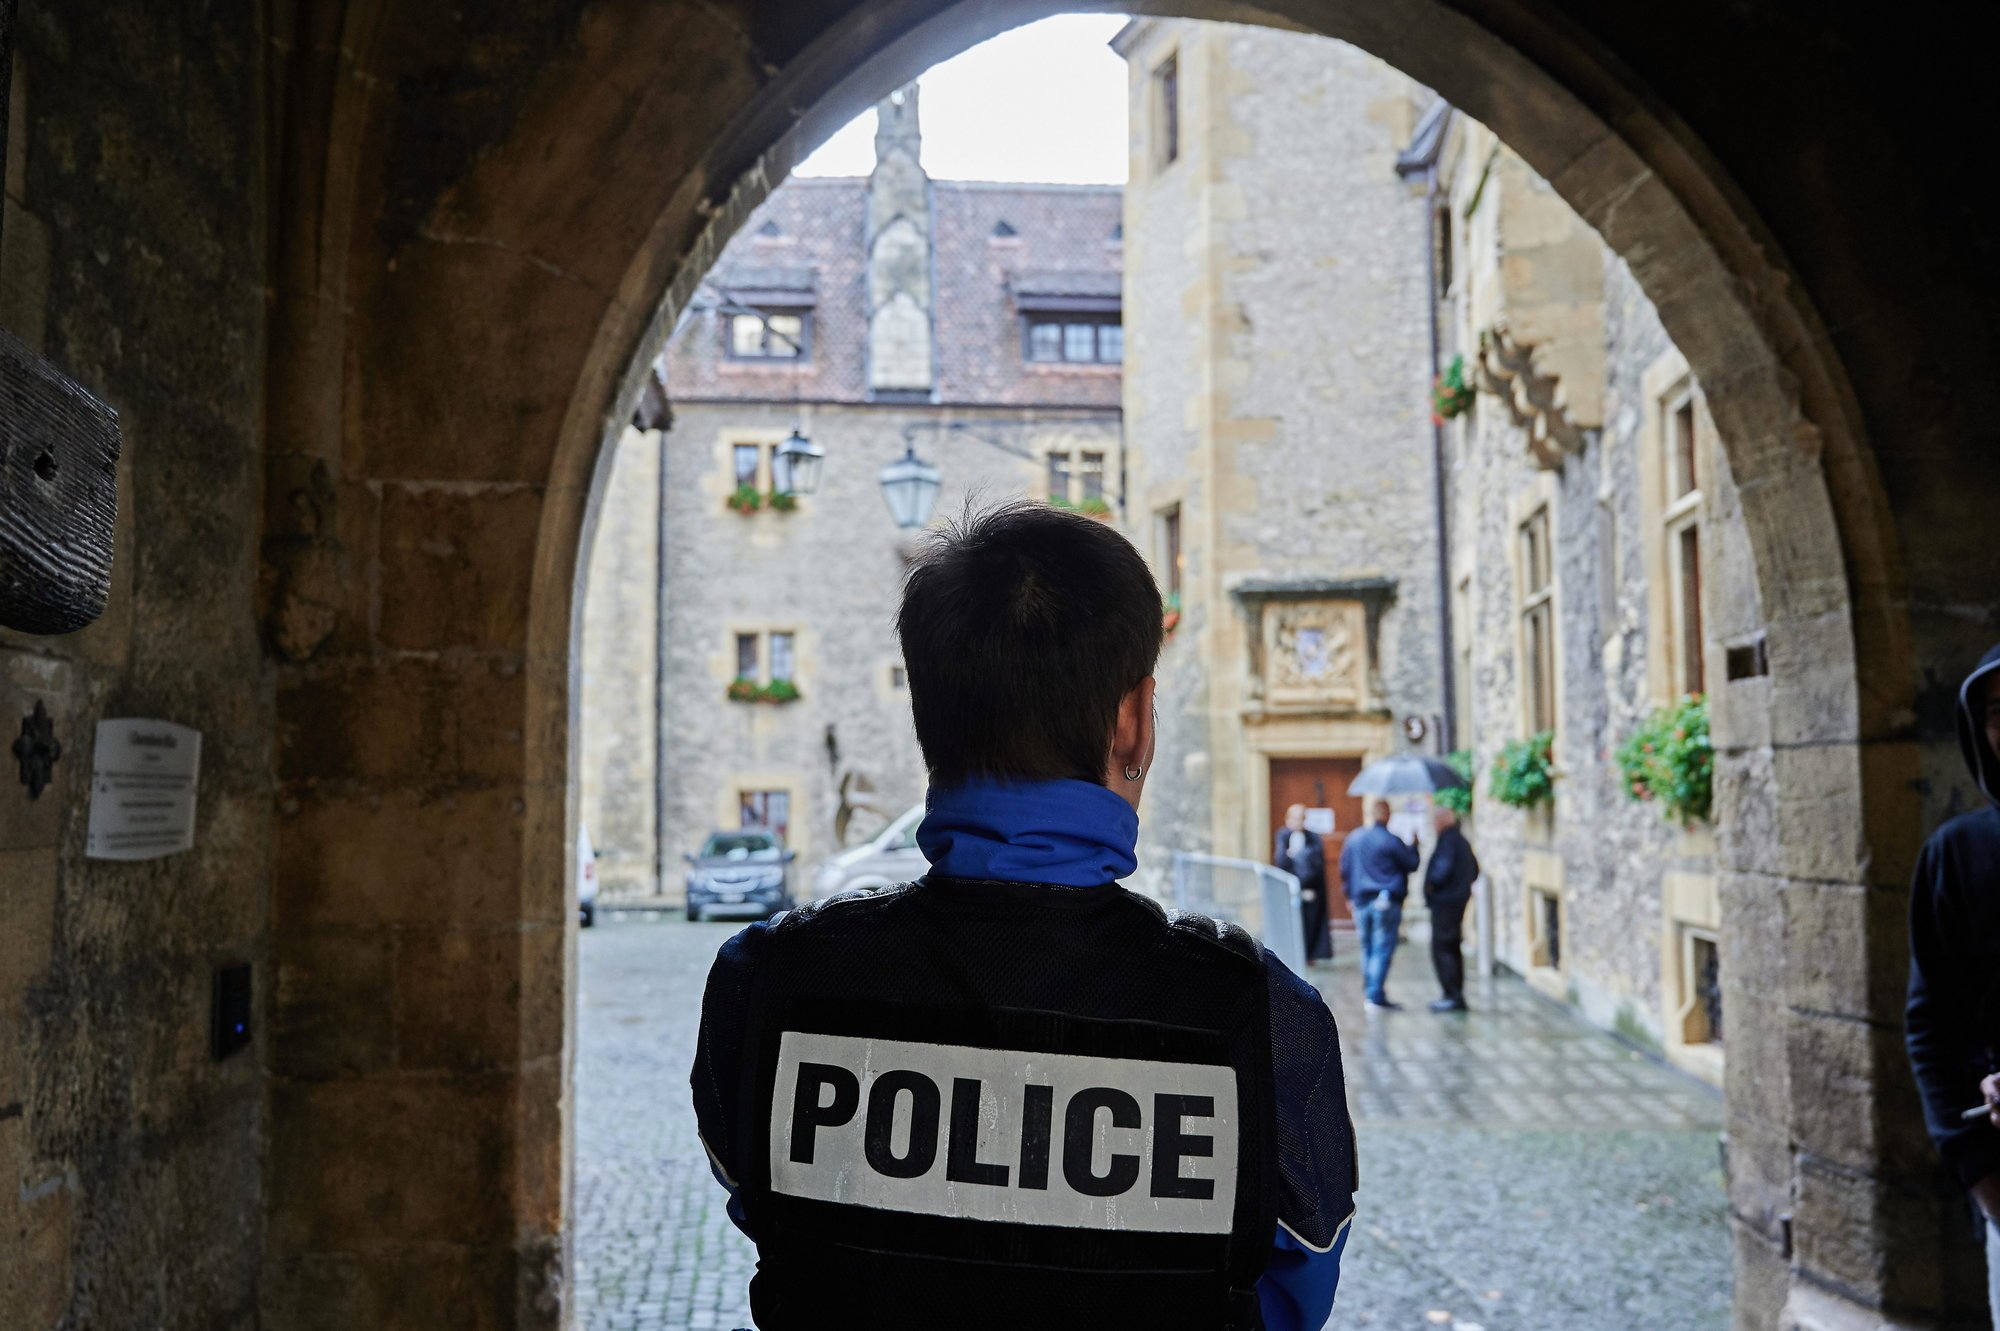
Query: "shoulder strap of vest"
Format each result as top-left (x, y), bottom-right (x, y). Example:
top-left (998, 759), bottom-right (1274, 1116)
top-left (1163, 906), bottom-right (1266, 969)
top-left (765, 880), bottom-right (918, 934)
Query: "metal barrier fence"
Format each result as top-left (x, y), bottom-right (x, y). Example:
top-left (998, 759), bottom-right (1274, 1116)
top-left (1169, 852), bottom-right (1307, 977)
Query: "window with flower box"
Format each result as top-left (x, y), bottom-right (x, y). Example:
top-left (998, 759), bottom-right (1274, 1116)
top-left (729, 631), bottom-right (801, 703)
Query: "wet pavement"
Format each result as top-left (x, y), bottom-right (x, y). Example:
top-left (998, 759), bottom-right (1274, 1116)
top-left (573, 916), bottom-right (1729, 1330)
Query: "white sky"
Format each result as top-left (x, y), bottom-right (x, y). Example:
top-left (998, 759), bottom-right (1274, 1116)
top-left (794, 14), bottom-right (1130, 184)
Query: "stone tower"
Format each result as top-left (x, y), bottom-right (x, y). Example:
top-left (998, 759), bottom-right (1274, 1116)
top-left (866, 84), bottom-right (934, 397)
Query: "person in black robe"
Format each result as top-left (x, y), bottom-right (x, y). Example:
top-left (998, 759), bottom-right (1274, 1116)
top-left (1275, 802), bottom-right (1333, 964)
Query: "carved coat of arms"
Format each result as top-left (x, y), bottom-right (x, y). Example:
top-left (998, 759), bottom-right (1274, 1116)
top-left (1262, 600), bottom-right (1365, 708)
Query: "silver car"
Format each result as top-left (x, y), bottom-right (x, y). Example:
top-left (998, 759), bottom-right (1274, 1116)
top-left (812, 803), bottom-right (928, 900)
top-left (684, 830), bottom-right (794, 921)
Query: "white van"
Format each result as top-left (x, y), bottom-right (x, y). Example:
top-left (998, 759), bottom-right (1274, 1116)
top-left (811, 803), bottom-right (927, 900)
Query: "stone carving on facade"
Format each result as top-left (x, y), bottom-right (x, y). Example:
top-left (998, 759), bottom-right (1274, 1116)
top-left (1231, 578), bottom-right (1396, 717)
top-left (1475, 322), bottom-right (1586, 470)
top-left (835, 768), bottom-right (892, 847)
top-left (1260, 599), bottom-right (1367, 709)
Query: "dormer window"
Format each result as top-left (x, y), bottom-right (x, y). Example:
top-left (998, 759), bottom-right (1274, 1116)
top-left (727, 309), bottom-right (809, 359)
top-left (1025, 314), bottom-right (1122, 364)
top-left (1013, 274), bottom-right (1121, 366)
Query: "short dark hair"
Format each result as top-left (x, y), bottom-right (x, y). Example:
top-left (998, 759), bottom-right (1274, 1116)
top-left (897, 502), bottom-right (1164, 787)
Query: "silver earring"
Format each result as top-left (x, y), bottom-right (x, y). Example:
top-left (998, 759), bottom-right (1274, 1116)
top-left (1123, 764), bottom-right (1143, 782)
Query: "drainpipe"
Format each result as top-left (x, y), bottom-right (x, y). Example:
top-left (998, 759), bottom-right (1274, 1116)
top-left (1422, 178), bottom-right (1456, 759)
top-left (1400, 103), bottom-right (1489, 978)
top-left (1396, 101), bottom-right (1458, 758)
top-left (654, 424), bottom-right (669, 899)
top-left (629, 368), bottom-right (674, 901)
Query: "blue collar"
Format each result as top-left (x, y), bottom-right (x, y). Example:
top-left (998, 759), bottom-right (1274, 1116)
top-left (916, 777), bottom-right (1138, 888)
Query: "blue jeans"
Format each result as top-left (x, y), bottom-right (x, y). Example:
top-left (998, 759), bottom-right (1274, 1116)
top-left (1356, 895), bottom-right (1403, 1003)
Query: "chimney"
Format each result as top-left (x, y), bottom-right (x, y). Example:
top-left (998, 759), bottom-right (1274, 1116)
top-left (865, 84), bottom-right (933, 398)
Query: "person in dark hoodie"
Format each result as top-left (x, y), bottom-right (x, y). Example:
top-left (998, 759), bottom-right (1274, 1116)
top-left (1904, 642), bottom-right (2000, 1323)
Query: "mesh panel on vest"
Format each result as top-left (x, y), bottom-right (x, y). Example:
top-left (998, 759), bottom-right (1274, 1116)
top-left (735, 877), bottom-right (1277, 1330)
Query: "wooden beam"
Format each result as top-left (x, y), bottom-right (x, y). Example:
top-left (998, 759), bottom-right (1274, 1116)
top-left (1, 326), bottom-right (121, 634)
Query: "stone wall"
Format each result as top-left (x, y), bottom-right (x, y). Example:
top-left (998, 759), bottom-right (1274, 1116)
top-left (578, 427), bottom-right (662, 896)
top-left (1117, 21), bottom-right (1215, 883)
top-left (1444, 158), bottom-right (1758, 1065)
top-left (1117, 20), bottom-right (1438, 889)
top-left (0, 2), bottom-right (269, 1325)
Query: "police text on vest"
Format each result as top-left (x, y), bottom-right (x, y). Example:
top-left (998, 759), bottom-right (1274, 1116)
top-left (769, 1031), bottom-right (1239, 1232)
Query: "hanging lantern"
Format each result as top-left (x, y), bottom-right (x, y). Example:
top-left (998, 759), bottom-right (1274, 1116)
top-left (775, 428), bottom-right (824, 495)
top-left (878, 446), bottom-right (942, 530)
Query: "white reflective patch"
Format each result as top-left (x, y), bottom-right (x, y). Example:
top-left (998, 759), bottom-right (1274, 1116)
top-left (770, 1030), bottom-right (1238, 1233)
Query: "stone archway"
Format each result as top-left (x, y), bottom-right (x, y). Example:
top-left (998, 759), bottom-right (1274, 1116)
top-left (258, 3), bottom-right (1990, 1329)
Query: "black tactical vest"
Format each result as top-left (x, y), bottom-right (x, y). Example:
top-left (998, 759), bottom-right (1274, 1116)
top-left (732, 876), bottom-right (1277, 1330)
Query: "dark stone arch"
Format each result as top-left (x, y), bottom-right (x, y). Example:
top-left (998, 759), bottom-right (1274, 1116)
top-left (256, 2), bottom-right (1996, 1327)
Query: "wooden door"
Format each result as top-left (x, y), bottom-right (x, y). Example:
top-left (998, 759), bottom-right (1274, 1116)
top-left (1269, 756), bottom-right (1364, 926)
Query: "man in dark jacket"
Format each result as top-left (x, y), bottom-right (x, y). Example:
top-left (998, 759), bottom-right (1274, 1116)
top-left (1423, 806), bottom-right (1479, 1013)
top-left (1905, 642), bottom-right (2000, 1324)
top-left (1275, 802), bottom-right (1333, 964)
top-left (692, 504), bottom-right (1358, 1330)
top-left (1339, 799), bottom-right (1421, 1011)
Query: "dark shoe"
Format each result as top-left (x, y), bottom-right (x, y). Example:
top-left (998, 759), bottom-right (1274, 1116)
top-left (1428, 997), bottom-right (1468, 1013)
top-left (1364, 997), bottom-right (1404, 1012)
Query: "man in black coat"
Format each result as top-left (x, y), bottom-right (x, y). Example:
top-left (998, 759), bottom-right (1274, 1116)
top-left (1423, 805), bottom-right (1479, 1013)
top-left (1905, 642), bottom-right (2000, 1323)
top-left (1275, 802), bottom-right (1333, 964)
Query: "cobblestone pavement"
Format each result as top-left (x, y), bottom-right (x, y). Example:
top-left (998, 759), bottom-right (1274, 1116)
top-left (574, 916), bottom-right (1729, 1330)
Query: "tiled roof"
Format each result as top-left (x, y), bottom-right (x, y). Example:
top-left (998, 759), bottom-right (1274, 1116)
top-left (662, 180), bottom-right (869, 406)
top-left (709, 265), bottom-right (816, 298)
top-left (1011, 269), bottom-right (1123, 297)
top-left (662, 177), bottom-right (1123, 408)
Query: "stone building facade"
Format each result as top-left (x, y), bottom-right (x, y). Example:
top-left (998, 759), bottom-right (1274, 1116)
top-left (579, 91), bottom-right (1125, 900)
top-left (1113, 21), bottom-right (1444, 904)
top-left (1115, 21), bottom-right (1754, 1089)
top-left (1432, 114), bottom-right (1761, 1084)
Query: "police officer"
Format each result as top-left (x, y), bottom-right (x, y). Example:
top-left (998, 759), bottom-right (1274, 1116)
top-left (693, 502), bottom-right (1357, 1330)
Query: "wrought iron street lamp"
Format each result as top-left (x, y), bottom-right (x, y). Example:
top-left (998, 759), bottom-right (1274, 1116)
top-left (878, 446), bottom-right (942, 530)
top-left (776, 428), bottom-right (824, 496)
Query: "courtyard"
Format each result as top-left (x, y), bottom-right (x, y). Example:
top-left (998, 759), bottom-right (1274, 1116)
top-left (573, 915), bottom-right (1730, 1330)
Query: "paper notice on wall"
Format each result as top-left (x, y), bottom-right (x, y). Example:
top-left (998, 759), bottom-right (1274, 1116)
top-left (1303, 807), bottom-right (1335, 835)
top-left (86, 719), bottom-right (201, 860)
